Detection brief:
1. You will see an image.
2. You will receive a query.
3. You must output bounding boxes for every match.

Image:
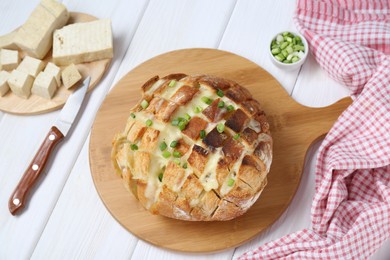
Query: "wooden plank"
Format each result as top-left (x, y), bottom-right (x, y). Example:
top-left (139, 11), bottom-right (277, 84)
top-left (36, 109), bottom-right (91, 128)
top-left (0, 0), bottom-right (147, 259)
top-left (218, 0), bottom-right (299, 95)
top-left (111, 0), bottom-right (237, 87)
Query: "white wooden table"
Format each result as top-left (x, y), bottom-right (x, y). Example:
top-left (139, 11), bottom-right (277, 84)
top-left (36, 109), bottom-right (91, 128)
top-left (1, 1), bottom-right (389, 259)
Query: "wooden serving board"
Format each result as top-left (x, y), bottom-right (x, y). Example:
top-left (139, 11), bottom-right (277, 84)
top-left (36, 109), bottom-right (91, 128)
top-left (89, 48), bottom-right (351, 253)
top-left (0, 12), bottom-right (111, 115)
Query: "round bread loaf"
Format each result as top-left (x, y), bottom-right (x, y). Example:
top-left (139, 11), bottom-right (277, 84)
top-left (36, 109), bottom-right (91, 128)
top-left (112, 74), bottom-right (272, 221)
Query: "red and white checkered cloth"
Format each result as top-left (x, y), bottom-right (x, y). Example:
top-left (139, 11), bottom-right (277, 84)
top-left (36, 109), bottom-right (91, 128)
top-left (240, 0), bottom-right (390, 259)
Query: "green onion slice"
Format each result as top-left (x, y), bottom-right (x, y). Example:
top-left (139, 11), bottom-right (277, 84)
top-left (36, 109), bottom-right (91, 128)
top-left (217, 123), bottom-right (225, 133)
top-left (159, 142), bottom-right (167, 151)
top-left (168, 80), bottom-right (177, 87)
top-left (227, 178), bottom-right (235, 187)
top-left (140, 100), bottom-right (149, 109)
top-left (145, 119), bottom-right (153, 127)
top-left (170, 140), bottom-right (178, 148)
top-left (162, 151), bottom-right (171, 158)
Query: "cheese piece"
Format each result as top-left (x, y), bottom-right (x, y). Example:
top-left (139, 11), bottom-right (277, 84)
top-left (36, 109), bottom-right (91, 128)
top-left (7, 70), bottom-right (34, 99)
top-left (53, 19), bottom-right (113, 65)
top-left (61, 64), bottom-right (81, 89)
top-left (0, 31), bottom-right (18, 50)
top-left (0, 71), bottom-right (10, 96)
top-left (14, 0), bottom-right (69, 59)
top-left (44, 62), bottom-right (61, 86)
top-left (17, 56), bottom-right (45, 77)
top-left (0, 49), bottom-right (20, 71)
top-left (32, 71), bottom-right (57, 99)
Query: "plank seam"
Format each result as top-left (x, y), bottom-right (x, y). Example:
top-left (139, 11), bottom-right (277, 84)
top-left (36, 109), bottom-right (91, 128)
top-left (217, 0), bottom-right (238, 48)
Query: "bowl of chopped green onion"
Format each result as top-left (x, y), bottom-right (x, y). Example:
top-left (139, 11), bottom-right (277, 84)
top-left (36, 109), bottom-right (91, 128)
top-left (269, 31), bottom-right (308, 70)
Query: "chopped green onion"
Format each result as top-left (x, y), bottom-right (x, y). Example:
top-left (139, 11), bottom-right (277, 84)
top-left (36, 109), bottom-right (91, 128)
top-left (280, 42), bottom-right (289, 50)
top-left (271, 32), bottom-right (305, 64)
top-left (226, 105), bottom-right (235, 111)
top-left (158, 173), bottom-right (163, 182)
top-left (159, 142), bottom-right (167, 151)
top-left (162, 151), bottom-right (171, 158)
top-left (178, 121), bottom-right (187, 131)
top-left (130, 144), bottom-right (138, 151)
top-left (217, 123), bottom-right (225, 133)
top-left (194, 106), bottom-right (202, 113)
top-left (171, 118), bottom-right (179, 126)
top-left (218, 101), bottom-right (225, 108)
top-left (140, 99), bottom-right (149, 109)
top-left (184, 113), bottom-right (191, 121)
top-left (182, 162), bottom-right (188, 169)
top-left (217, 89), bottom-right (224, 97)
top-left (293, 45), bottom-right (305, 52)
top-left (281, 49), bottom-right (289, 57)
top-left (233, 133), bottom-right (240, 140)
top-left (145, 119), bottom-right (153, 127)
top-left (292, 56), bottom-right (300, 63)
top-left (227, 178), bottom-right (235, 187)
top-left (271, 48), bottom-right (281, 55)
top-left (170, 140), bottom-right (178, 148)
top-left (173, 151), bottom-right (181, 158)
top-left (168, 80), bottom-right (177, 87)
top-left (130, 113), bottom-right (136, 119)
top-left (200, 130), bottom-right (206, 139)
top-left (201, 96), bottom-right (213, 105)
top-left (173, 158), bottom-right (181, 165)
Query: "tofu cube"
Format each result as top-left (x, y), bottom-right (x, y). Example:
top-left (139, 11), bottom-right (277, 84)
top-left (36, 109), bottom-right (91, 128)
top-left (0, 71), bottom-right (10, 96)
top-left (14, 0), bottom-right (69, 59)
top-left (7, 70), bottom-right (34, 99)
top-left (44, 62), bottom-right (61, 86)
top-left (0, 49), bottom-right (20, 71)
top-left (32, 71), bottom-right (57, 99)
top-left (17, 56), bottom-right (45, 78)
top-left (0, 31), bottom-right (18, 50)
top-left (53, 19), bottom-right (113, 65)
top-left (61, 64), bottom-right (82, 89)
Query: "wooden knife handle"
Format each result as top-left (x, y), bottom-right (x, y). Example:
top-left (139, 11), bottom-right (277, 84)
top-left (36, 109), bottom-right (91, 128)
top-left (8, 126), bottom-right (64, 215)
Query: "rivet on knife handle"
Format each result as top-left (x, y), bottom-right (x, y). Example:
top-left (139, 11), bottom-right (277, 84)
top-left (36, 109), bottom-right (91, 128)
top-left (8, 126), bottom-right (64, 215)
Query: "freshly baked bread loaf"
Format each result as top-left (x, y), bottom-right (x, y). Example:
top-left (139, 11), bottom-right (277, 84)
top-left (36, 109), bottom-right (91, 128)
top-left (112, 74), bottom-right (272, 221)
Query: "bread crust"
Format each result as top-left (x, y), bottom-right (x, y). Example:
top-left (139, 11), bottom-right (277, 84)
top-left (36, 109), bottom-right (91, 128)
top-left (112, 74), bottom-right (272, 221)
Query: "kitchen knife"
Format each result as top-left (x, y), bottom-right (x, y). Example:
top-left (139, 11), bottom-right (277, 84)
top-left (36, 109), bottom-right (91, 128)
top-left (8, 77), bottom-right (91, 215)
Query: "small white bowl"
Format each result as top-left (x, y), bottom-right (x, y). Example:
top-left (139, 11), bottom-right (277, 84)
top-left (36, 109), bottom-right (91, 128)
top-left (269, 31), bottom-right (309, 71)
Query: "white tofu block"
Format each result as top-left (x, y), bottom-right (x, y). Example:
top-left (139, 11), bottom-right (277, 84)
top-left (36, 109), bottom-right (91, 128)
top-left (7, 70), bottom-right (34, 99)
top-left (53, 19), bottom-right (113, 65)
top-left (0, 70), bottom-right (10, 96)
top-left (44, 62), bottom-right (61, 86)
top-left (61, 64), bottom-right (81, 89)
top-left (0, 49), bottom-right (20, 71)
top-left (14, 0), bottom-right (69, 59)
top-left (17, 56), bottom-right (45, 77)
top-left (32, 71), bottom-right (57, 99)
top-left (0, 31), bottom-right (18, 50)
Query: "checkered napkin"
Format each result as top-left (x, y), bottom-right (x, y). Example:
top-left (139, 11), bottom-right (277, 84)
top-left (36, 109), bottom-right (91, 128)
top-left (240, 0), bottom-right (390, 259)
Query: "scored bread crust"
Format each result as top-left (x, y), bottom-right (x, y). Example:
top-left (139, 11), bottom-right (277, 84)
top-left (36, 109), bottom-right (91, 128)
top-left (112, 74), bottom-right (272, 221)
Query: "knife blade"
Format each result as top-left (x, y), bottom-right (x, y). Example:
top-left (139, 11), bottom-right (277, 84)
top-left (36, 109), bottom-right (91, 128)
top-left (8, 77), bottom-right (91, 215)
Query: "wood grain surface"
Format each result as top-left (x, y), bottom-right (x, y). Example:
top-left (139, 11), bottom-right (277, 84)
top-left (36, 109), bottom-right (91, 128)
top-left (89, 48), bottom-right (352, 253)
top-left (0, 12), bottom-right (111, 115)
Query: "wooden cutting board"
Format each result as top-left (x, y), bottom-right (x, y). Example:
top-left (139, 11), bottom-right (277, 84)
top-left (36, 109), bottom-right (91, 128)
top-left (0, 12), bottom-right (111, 115)
top-left (89, 48), bottom-right (351, 253)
